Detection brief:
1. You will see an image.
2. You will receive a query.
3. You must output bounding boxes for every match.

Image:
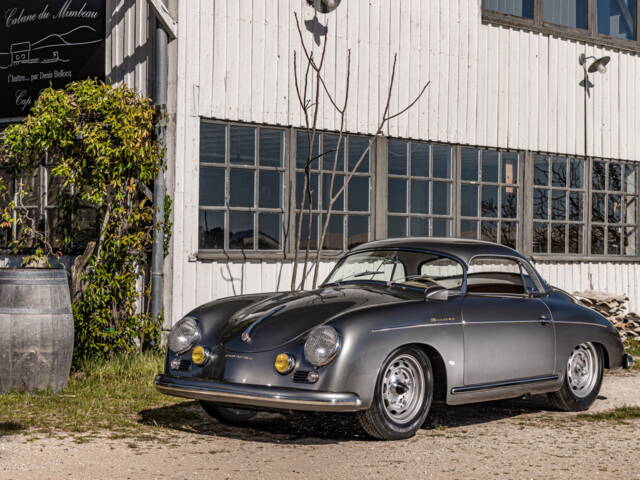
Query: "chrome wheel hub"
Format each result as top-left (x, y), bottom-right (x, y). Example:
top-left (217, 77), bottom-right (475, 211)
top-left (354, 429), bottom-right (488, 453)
top-left (566, 342), bottom-right (599, 398)
top-left (381, 354), bottom-right (424, 423)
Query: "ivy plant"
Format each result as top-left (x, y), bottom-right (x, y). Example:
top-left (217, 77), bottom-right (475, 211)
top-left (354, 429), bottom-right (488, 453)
top-left (0, 80), bottom-right (170, 360)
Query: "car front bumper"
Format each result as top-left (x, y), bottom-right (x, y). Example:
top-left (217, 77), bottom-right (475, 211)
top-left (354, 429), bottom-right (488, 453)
top-left (154, 374), bottom-right (364, 412)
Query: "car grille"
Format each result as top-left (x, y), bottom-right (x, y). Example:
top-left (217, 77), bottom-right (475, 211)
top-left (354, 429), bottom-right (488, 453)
top-left (177, 359), bottom-right (192, 371)
top-left (293, 370), bottom-right (310, 383)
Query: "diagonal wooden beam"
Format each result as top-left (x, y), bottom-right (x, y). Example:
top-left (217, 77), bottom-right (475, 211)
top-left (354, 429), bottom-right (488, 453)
top-left (614, 0), bottom-right (635, 34)
top-left (147, 0), bottom-right (178, 40)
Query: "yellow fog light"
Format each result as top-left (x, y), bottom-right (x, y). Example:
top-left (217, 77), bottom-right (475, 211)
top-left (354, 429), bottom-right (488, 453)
top-left (274, 353), bottom-right (295, 374)
top-left (191, 346), bottom-right (209, 365)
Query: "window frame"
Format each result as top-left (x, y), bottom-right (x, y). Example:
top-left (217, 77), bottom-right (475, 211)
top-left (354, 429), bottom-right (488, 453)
top-left (482, 0), bottom-right (640, 54)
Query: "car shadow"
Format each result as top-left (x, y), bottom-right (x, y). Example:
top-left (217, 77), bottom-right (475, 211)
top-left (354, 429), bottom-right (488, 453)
top-left (138, 394), bottom-right (556, 445)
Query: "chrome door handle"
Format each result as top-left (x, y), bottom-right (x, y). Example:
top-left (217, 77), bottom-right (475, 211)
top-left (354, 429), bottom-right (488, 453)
top-left (539, 314), bottom-right (551, 325)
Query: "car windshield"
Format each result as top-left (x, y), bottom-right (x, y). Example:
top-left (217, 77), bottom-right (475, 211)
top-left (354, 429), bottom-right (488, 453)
top-left (323, 249), bottom-right (464, 290)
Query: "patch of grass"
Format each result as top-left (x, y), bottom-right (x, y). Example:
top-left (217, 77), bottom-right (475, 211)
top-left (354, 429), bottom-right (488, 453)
top-left (576, 406), bottom-right (640, 423)
top-left (624, 339), bottom-right (640, 369)
top-left (0, 351), bottom-right (205, 437)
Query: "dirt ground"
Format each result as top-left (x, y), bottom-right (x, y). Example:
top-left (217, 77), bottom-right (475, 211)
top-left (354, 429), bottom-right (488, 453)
top-left (1, 371), bottom-right (639, 480)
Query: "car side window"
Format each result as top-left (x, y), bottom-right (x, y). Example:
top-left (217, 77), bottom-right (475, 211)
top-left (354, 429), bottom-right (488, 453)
top-left (467, 257), bottom-right (539, 296)
top-left (419, 258), bottom-right (464, 289)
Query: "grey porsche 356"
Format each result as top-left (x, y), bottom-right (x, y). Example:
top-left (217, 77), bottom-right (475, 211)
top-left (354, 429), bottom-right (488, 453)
top-left (156, 238), bottom-right (634, 440)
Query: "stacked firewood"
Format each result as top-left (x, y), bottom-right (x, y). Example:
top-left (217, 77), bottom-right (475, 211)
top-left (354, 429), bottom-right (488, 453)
top-left (572, 290), bottom-right (640, 342)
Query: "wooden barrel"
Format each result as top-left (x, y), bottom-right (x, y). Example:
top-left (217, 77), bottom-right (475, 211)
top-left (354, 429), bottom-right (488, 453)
top-left (0, 269), bottom-right (74, 393)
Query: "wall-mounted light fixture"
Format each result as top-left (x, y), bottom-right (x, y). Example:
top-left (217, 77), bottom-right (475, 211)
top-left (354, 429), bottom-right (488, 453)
top-left (579, 54), bottom-right (611, 74)
top-left (306, 0), bottom-right (342, 14)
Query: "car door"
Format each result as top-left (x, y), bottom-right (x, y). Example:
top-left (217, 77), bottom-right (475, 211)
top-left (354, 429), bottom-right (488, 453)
top-left (462, 256), bottom-right (555, 386)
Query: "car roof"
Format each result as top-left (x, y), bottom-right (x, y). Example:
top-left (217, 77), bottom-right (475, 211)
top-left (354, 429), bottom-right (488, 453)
top-left (349, 237), bottom-right (529, 265)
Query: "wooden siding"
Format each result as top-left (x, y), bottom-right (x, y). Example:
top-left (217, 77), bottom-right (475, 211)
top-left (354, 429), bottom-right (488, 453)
top-left (165, 0), bottom-right (640, 321)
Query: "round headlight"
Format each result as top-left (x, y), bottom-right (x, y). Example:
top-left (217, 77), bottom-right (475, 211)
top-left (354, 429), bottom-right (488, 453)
top-left (304, 326), bottom-right (340, 366)
top-left (168, 317), bottom-right (201, 354)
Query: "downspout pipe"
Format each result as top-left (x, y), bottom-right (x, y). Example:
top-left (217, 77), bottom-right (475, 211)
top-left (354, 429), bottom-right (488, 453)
top-left (150, 0), bottom-right (169, 322)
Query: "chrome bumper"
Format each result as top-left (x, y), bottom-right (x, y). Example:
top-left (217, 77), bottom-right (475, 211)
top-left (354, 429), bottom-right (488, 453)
top-left (154, 374), bottom-right (363, 412)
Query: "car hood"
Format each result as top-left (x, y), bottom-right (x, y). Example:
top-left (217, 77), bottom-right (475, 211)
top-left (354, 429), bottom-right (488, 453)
top-left (220, 283), bottom-right (422, 353)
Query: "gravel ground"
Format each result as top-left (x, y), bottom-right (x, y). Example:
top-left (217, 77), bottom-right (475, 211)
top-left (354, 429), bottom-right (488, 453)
top-left (1, 371), bottom-right (639, 480)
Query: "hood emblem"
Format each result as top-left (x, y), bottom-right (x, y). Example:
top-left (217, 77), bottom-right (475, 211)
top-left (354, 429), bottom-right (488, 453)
top-left (241, 305), bottom-right (286, 343)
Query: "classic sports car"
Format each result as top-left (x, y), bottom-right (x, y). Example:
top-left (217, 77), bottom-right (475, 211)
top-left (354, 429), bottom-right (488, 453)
top-left (155, 238), bottom-right (634, 440)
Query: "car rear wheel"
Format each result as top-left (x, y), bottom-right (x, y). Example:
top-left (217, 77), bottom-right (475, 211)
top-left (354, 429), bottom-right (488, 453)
top-left (548, 342), bottom-right (603, 412)
top-left (357, 346), bottom-right (433, 440)
top-left (199, 402), bottom-right (257, 424)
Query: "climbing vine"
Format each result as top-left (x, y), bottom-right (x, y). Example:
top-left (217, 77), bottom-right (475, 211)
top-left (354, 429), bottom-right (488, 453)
top-left (0, 80), bottom-right (170, 360)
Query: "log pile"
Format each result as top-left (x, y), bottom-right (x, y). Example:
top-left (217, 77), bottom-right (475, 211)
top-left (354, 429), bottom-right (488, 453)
top-left (572, 290), bottom-right (640, 342)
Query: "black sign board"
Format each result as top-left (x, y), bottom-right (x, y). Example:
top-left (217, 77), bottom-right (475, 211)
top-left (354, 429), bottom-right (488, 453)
top-left (0, 0), bottom-right (105, 118)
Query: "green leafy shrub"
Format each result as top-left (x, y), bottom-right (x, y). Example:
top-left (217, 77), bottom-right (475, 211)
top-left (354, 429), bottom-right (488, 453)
top-left (0, 80), bottom-right (169, 361)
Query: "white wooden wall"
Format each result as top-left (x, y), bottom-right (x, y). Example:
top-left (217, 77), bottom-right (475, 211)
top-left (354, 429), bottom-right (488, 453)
top-left (166, 0), bottom-right (640, 322)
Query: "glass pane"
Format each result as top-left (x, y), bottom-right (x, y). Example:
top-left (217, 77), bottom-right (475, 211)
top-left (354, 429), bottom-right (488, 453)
top-left (388, 140), bottom-right (407, 175)
top-left (592, 193), bottom-right (606, 222)
top-left (460, 220), bottom-right (478, 239)
top-left (322, 214), bottom-right (344, 250)
top-left (551, 190), bottom-right (566, 220)
top-left (230, 169), bottom-right (254, 207)
top-left (501, 222), bottom-right (517, 248)
top-left (593, 161), bottom-right (606, 190)
top-left (570, 158), bottom-right (584, 189)
top-left (299, 213), bottom-right (318, 250)
top-left (199, 166), bottom-right (225, 206)
top-left (598, 0), bottom-right (637, 40)
top-left (432, 145), bottom-right (452, 179)
top-left (608, 226), bottom-right (621, 254)
top-left (534, 156), bottom-right (549, 186)
top-left (569, 191), bottom-right (583, 221)
top-left (323, 174), bottom-right (344, 211)
top-left (348, 137), bottom-right (370, 173)
top-left (258, 213), bottom-right (282, 249)
top-left (348, 176), bottom-right (369, 212)
top-left (624, 196), bottom-right (637, 224)
top-left (296, 172), bottom-right (319, 209)
top-left (481, 185), bottom-right (499, 217)
top-left (259, 170), bottom-right (281, 209)
top-left (432, 182), bottom-right (451, 215)
top-left (552, 157), bottom-right (567, 187)
top-left (533, 222), bottom-right (549, 253)
top-left (297, 131), bottom-right (320, 169)
top-left (230, 126), bottom-right (255, 165)
top-left (568, 224), bottom-right (583, 254)
top-left (389, 178), bottom-right (407, 213)
top-left (591, 225), bottom-right (605, 254)
top-left (608, 194), bottom-right (622, 223)
top-left (461, 184), bottom-right (479, 217)
top-left (481, 150), bottom-right (499, 182)
top-left (624, 164), bottom-right (637, 193)
top-left (410, 143), bottom-right (429, 177)
top-left (433, 218), bottom-right (451, 237)
top-left (347, 215), bottom-right (369, 249)
top-left (543, 0), bottom-right (588, 29)
top-left (199, 210), bottom-right (225, 249)
top-left (229, 211), bottom-right (254, 249)
top-left (410, 217), bottom-right (429, 236)
top-left (323, 135), bottom-right (345, 171)
top-left (485, 0), bottom-right (534, 18)
top-left (551, 224), bottom-right (566, 254)
top-left (259, 129), bottom-right (283, 167)
top-left (609, 163), bottom-right (622, 191)
top-left (481, 221), bottom-right (498, 243)
top-left (533, 188), bottom-right (549, 220)
top-left (200, 123), bottom-right (226, 164)
top-left (623, 227), bottom-right (637, 255)
top-left (461, 148), bottom-right (479, 181)
top-left (501, 186), bottom-right (518, 218)
top-left (388, 216), bottom-right (407, 238)
top-left (410, 180), bottom-right (429, 214)
top-left (502, 152), bottom-right (518, 184)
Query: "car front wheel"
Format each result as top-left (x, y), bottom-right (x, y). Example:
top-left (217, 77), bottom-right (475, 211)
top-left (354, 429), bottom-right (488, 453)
top-left (199, 402), bottom-right (257, 424)
top-left (357, 346), bottom-right (433, 440)
top-left (548, 342), bottom-right (603, 412)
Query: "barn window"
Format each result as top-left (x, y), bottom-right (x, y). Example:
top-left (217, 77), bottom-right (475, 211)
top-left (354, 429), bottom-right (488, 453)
top-left (198, 122), bottom-right (286, 251)
top-left (543, 0), bottom-right (589, 29)
top-left (459, 148), bottom-right (521, 249)
top-left (386, 140), bottom-right (453, 239)
top-left (598, 0), bottom-right (637, 40)
top-left (484, 0), bottom-right (534, 18)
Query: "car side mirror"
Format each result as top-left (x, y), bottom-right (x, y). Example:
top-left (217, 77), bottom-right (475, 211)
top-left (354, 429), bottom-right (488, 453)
top-left (425, 287), bottom-right (449, 302)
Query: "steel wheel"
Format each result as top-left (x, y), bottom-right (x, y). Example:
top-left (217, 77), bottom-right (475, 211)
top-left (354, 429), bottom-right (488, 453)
top-left (380, 354), bottom-right (425, 423)
top-left (566, 342), bottom-right (600, 399)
